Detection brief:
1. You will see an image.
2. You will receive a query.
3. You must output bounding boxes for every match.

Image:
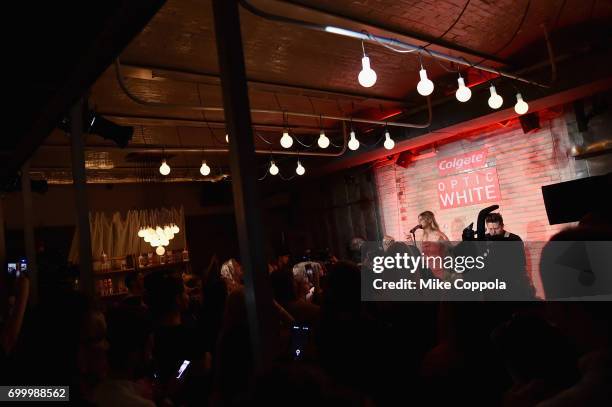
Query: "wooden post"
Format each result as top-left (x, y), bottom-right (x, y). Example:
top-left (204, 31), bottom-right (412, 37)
top-left (211, 0), bottom-right (279, 371)
top-left (21, 161), bottom-right (38, 305)
top-left (70, 99), bottom-right (94, 297)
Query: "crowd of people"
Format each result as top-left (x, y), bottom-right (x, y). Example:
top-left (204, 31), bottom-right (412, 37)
top-left (1, 211), bottom-right (611, 406)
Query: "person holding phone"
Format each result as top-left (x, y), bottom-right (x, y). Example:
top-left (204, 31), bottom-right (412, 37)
top-left (1, 272), bottom-right (29, 361)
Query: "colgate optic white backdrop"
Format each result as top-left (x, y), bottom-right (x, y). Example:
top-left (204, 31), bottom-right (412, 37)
top-left (373, 110), bottom-right (587, 297)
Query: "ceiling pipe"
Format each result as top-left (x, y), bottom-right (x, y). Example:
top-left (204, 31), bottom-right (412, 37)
top-left (115, 59), bottom-right (433, 129)
top-left (41, 121), bottom-right (349, 158)
top-left (238, 0), bottom-right (549, 89)
top-left (120, 63), bottom-right (410, 105)
top-left (102, 113), bottom-right (340, 133)
top-left (275, 0), bottom-right (508, 65)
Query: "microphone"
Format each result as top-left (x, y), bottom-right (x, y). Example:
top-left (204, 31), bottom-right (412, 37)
top-left (409, 224), bottom-right (423, 234)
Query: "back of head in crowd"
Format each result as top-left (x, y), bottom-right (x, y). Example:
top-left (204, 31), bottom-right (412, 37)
top-left (105, 306), bottom-right (153, 376)
top-left (144, 272), bottom-right (188, 319)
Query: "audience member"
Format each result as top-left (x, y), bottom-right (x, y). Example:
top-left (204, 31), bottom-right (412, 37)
top-left (93, 306), bottom-right (155, 407)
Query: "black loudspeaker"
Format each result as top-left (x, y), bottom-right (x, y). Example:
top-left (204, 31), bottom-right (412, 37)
top-left (395, 151), bottom-right (412, 168)
top-left (519, 112), bottom-right (540, 134)
top-left (541, 173), bottom-right (611, 225)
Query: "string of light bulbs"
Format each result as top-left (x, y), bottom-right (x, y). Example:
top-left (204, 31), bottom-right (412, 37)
top-left (357, 41), bottom-right (530, 115)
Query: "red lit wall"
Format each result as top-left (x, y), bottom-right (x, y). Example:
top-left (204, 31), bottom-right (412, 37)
top-left (374, 111), bottom-right (589, 297)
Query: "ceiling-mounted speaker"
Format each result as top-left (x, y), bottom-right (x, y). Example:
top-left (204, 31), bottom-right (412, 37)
top-left (519, 112), bottom-right (540, 134)
top-left (395, 151), bottom-right (413, 168)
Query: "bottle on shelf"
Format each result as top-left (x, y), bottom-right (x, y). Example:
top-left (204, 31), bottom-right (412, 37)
top-left (101, 252), bottom-right (108, 272)
top-left (138, 253), bottom-right (146, 268)
top-left (182, 248), bottom-right (189, 262)
top-left (167, 250), bottom-right (174, 263)
top-left (147, 252), bottom-right (154, 266)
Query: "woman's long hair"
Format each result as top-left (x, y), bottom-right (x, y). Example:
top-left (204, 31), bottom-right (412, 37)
top-left (419, 210), bottom-right (441, 231)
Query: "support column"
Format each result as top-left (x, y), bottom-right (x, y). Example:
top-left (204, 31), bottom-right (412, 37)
top-left (21, 161), bottom-right (38, 306)
top-left (0, 197), bottom-right (8, 310)
top-left (211, 0), bottom-right (278, 371)
top-left (70, 99), bottom-right (94, 297)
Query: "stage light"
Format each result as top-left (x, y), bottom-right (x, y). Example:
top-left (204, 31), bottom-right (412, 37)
top-left (87, 111), bottom-right (133, 148)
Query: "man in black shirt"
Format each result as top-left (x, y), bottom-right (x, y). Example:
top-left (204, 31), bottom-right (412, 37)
top-left (485, 212), bottom-right (522, 241)
top-left (483, 212), bottom-right (534, 299)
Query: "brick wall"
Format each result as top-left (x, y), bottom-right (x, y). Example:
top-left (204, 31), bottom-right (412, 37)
top-left (373, 110), bottom-right (589, 297)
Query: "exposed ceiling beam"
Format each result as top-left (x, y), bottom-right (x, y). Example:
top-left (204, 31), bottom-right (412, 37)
top-left (3, 0), bottom-right (166, 178)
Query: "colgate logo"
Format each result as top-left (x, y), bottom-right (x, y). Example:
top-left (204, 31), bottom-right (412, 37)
top-left (438, 149), bottom-right (488, 175)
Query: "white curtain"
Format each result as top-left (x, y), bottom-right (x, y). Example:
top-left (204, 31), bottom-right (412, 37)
top-left (68, 206), bottom-right (187, 264)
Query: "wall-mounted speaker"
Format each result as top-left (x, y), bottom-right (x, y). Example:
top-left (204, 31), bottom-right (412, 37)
top-left (519, 112), bottom-right (540, 134)
top-left (395, 151), bottom-right (413, 168)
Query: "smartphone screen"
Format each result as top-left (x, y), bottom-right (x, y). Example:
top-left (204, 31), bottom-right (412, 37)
top-left (19, 259), bottom-right (28, 275)
top-left (290, 325), bottom-right (310, 360)
top-left (7, 263), bottom-right (17, 277)
top-left (176, 360), bottom-right (191, 379)
top-left (304, 264), bottom-right (314, 285)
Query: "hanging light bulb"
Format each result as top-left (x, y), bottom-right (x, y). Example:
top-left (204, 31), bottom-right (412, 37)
top-left (225, 133), bottom-right (229, 143)
top-left (416, 68), bottom-right (434, 96)
top-left (383, 129), bottom-right (395, 150)
top-left (348, 130), bottom-right (360, 151)
top-left (151, 237), bottom-right (161, 247)
top-left (269, 160), bottom-right (279, 175)
top-left (514, 93), bottom-right (529, 115)
top-left (156, 246), bottom-right (165, 256)
top-left (200, 161), bottom-right (211, 176)
top-left (358, 55), bottom-right (377, 88)
top-left (296, 160), bottom-right (305, 176)
top-left (171, 224), bottom-right (180, 234)
top-left (488, 85), bottom-right (503, 109)
top-left (159, 159), bottom-right (171, 176)
top-left (137, 228), bottom-right (145, 238)
top-left (455, 75), bottom-right (472, 102)
top-left (280, 130), bottom-right (293, 148)
top-left (317, 130), bottom-right (330, 149)
top-left (164, 226), bottom-right (174, 239)
top-left (160, 237), bottom-right (170, 247)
